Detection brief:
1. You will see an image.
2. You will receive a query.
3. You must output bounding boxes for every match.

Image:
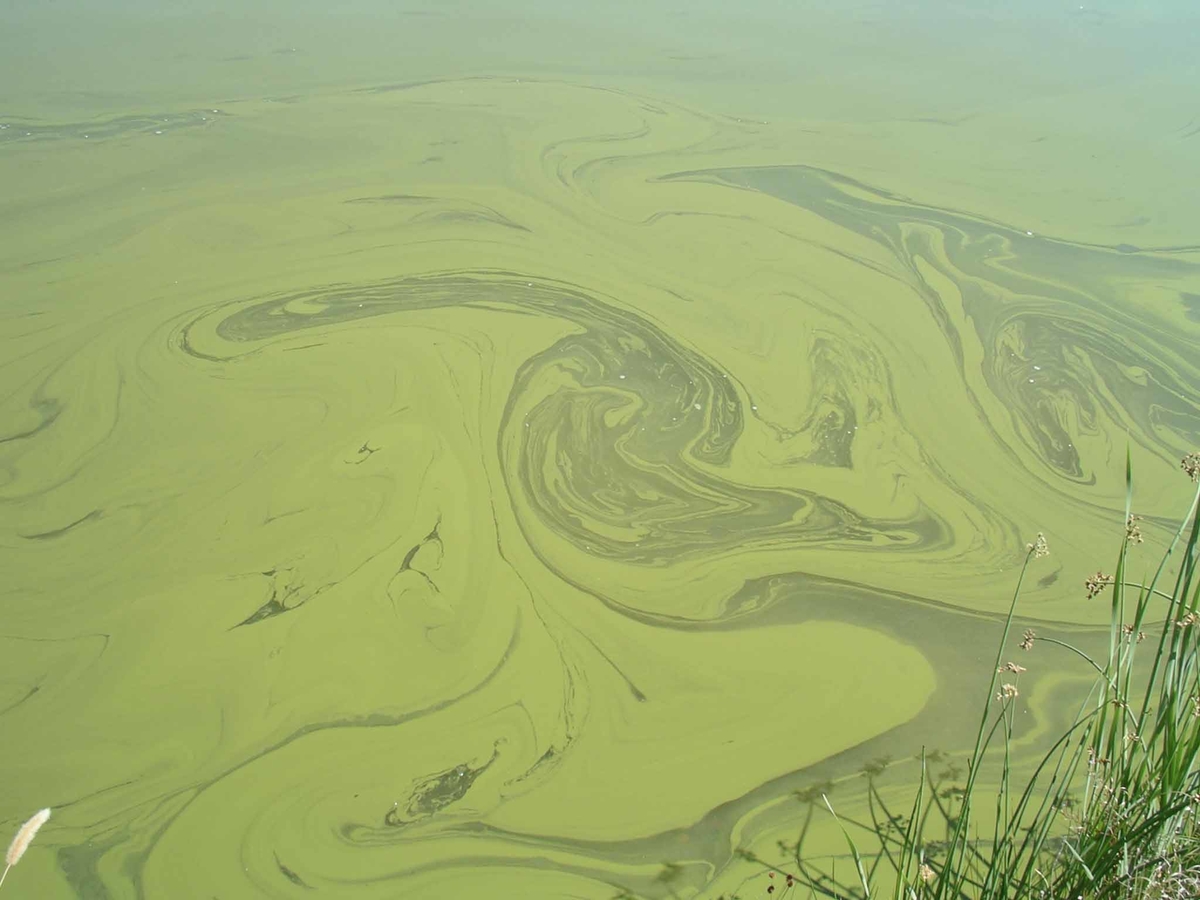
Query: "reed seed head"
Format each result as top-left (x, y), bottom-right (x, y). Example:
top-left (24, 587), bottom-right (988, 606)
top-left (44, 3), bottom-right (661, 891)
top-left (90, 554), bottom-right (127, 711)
top-left (5, 808), bottom-right (50, 868)
top-left (1121, 624), bottom-right (1147, 643)
top-left (1125, 514), bottom-right (1144, 544)
top-left (1020, 628), bottom-right (1036, 651)
top-left (1183, 452), bottom-right (1200, 482)
top-left (1085, 571), bottom-right (1115, 599)
top-left (1026, 532), bottom-right (1050, 558)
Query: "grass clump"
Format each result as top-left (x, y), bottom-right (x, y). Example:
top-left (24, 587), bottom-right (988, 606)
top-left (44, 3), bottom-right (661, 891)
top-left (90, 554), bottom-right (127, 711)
top-left (761, 452), bottom-right (1200, 900)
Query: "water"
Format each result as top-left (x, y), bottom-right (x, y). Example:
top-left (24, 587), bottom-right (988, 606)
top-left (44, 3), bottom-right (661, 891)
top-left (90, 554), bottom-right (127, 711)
top-left (2, 2), bottom-right (1198, 897)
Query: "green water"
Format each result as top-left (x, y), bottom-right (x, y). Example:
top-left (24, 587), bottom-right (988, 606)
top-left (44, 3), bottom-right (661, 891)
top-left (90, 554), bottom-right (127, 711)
top-left (2, 2), bottom-right (1198, 897)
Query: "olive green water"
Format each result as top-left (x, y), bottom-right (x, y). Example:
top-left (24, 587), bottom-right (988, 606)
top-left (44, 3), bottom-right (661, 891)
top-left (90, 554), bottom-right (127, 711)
top-left (2, 2), bottom-right (1199, 897)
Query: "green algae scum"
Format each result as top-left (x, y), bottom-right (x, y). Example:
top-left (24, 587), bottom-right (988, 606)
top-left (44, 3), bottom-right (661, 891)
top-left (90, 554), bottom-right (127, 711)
top-left (1, 2), bottom-right (1198, 897)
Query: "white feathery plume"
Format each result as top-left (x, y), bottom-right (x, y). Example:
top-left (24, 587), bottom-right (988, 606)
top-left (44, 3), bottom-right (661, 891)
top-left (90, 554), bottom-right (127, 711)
top-left (1, 808), bottom-right (51, 890)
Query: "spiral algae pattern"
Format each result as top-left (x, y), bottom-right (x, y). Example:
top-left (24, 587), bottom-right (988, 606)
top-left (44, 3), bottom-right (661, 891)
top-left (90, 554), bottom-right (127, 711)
top-left (1, 76), bottom-right (1198, 899)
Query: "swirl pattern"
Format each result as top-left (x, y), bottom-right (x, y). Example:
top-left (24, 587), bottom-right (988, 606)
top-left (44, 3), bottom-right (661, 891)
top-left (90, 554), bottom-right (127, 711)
top-left (1, 75), bottom-right (1197, 899)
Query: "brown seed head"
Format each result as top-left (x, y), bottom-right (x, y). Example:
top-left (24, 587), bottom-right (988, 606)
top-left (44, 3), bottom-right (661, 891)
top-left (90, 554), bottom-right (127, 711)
top-left (1125, 514), bottom-right (1144, 544)
top-left (1020, 629), bottom-right (1036, 651)
top-left (1183, 452), bottom-right (1200, 482)
top-left (1085, 571), bottom-right (1115, 600)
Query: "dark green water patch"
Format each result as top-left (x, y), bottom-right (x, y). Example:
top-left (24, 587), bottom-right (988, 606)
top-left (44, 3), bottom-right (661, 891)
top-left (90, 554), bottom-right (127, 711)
top-left (183, 270), bottom-right (951, 569)
top-left (663, 165), bottom-right (1200, 483)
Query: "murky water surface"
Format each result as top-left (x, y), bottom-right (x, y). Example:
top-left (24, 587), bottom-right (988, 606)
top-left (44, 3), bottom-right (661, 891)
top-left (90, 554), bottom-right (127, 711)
top-left (2, 2), bottom-right (1198, 897)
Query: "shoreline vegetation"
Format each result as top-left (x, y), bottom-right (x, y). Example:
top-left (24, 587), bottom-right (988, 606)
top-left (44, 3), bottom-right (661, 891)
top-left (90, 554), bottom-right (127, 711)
top-left (743, 451), bottom-right (1200, 900)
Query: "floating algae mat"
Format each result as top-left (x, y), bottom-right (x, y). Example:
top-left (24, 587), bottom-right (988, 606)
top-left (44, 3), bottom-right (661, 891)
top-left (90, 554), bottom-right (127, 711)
top-left (1, 3), bottom-right (1199, 898)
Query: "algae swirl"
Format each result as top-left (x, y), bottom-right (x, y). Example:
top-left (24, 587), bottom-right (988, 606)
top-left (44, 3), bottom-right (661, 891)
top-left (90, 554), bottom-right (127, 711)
top-left (1, 70), bottom-right (1197, 900)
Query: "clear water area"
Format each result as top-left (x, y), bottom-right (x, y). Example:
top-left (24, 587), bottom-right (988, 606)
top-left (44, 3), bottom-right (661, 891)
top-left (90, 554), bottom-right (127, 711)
top-left (1, 1), bottom-right (1198, 897)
